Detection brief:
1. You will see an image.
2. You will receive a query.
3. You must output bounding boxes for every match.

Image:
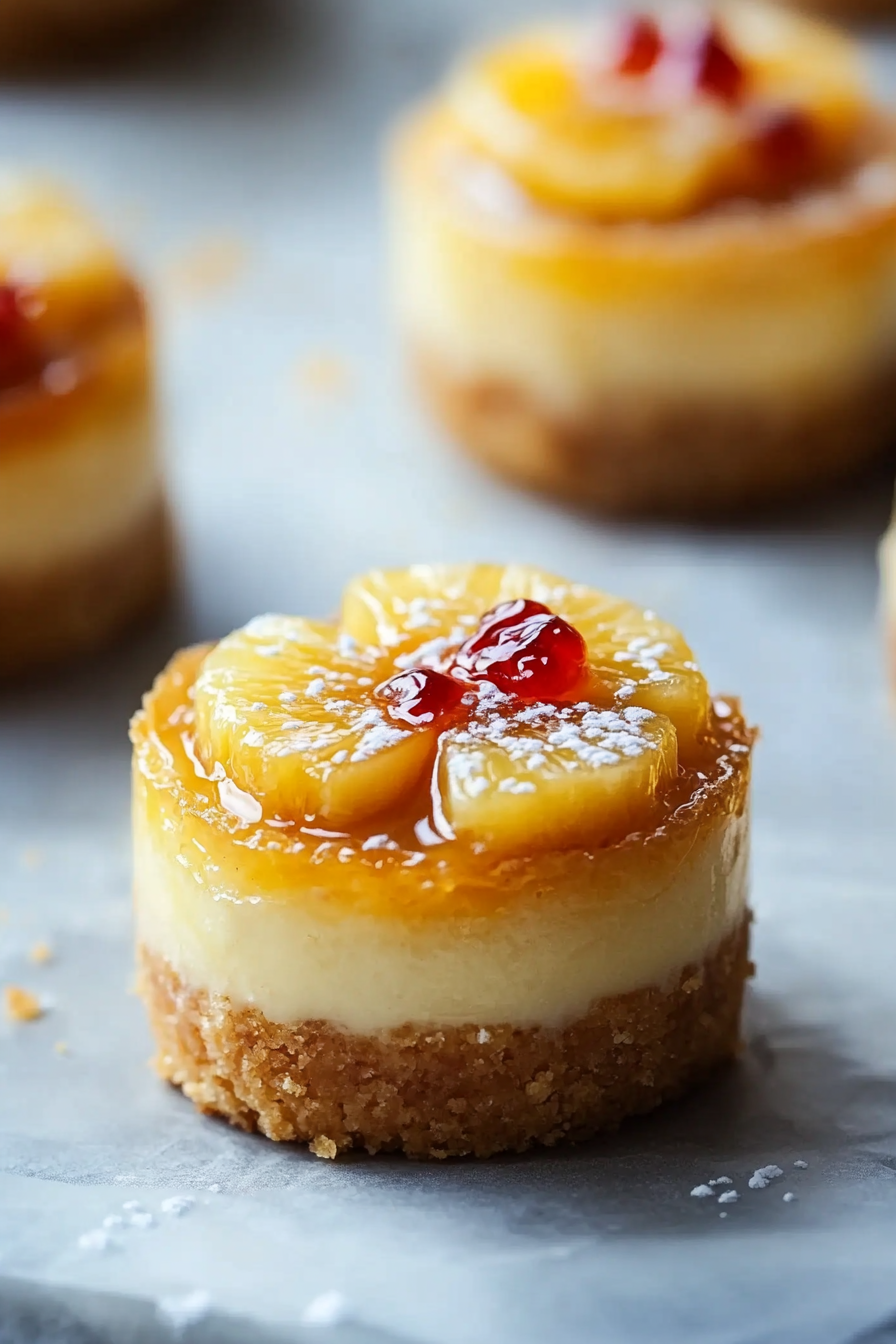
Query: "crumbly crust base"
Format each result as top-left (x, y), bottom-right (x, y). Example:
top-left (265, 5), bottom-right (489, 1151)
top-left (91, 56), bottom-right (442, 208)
top-left (414, 347), bottom-right (896, 520)
top-left (0, 494), bottom-right (172, 678)
top-left (139, 914), bottom-right (751, 1160)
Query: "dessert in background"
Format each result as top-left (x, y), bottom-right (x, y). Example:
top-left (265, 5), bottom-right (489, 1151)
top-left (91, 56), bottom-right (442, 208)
top-left (0, 177), bottom-right (170, 678)
top-left (132, 564), bottom-right (754, 1159)
top-left (389, 4), bottom-right (896, 517)
top-left (0, 0), bottom-right (185, 64)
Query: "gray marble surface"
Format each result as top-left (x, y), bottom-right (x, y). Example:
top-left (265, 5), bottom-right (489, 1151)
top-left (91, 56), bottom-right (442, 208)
top-left (2, 2), bottom-right (896, 1340)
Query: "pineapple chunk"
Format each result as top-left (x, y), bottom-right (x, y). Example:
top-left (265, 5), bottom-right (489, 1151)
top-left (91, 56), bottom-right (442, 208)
top-left (342, 564), bottom-right (709, 752)
top-left (444, 7), bottom-right (865, 220)
top-left (194, 615), bottom-right (435, 827)
top-left (440, 693), bottom-right (678, 852)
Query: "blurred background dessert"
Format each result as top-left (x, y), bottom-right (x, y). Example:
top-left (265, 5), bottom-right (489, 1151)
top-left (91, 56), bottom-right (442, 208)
top-left (0, 0), bottom-right (188, 67)
top-left (0, 178), bottom-right (170, 677)
top-left (389, 4), bottom-right (896, 518)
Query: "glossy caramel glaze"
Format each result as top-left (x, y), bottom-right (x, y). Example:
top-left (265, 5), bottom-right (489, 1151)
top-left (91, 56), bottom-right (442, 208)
top-left (132, 641), bottom-right (754, 922)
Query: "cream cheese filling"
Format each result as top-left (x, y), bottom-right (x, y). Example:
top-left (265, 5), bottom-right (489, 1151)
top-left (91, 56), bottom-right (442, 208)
top-left (134, 803), bottom-right (749, 1034)
top-left (391, 127), bottom-right (896, 412)
top-left (0, 400), bottom-right (160, 574)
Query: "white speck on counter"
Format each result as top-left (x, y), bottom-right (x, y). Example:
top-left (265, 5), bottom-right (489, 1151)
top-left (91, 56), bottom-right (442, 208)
top-left (207, 1183), bottom-right (222, 1193)
top-left (794, 1160), bottom-right (809, 1169)
top-left (719, 1212), bottom-right (728, 1219)
top-left (748, 1165), bottom-right (784, 1190)
top-left (477, 1028), bottom-right (491, 1044)
top-left (708, 1177), bottom-right (732, 1186)
top-left (300, 1290), bottom-right (350, 1327)
top-left (783, 1192), bottom-right (797, 1203)
top-left (718, 1191), bottom-right (739, 1205)
top-left (690, 1185), bottom-right (714, 1198)
top-left (157, 1289), bottom-right (212, 1332)
top-left (102, 1214), bottom-right (124, 1229)
top-left (77, 1229), bottom-right (114, 1253)
top-left (161, 1196), bottom-right (195, 1217)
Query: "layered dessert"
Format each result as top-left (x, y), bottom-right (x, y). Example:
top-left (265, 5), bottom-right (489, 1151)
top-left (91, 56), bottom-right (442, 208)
top-left (0, 177), bottom-right (169, 677)
top-left (133, 564), bottom-right (755, 1159)
top-left (389, 4), bottom-right (896, 517)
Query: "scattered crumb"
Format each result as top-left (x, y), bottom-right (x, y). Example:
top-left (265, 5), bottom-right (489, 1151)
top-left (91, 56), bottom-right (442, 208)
top-left (782, 1192), bottom-right (797, 1203)
top-left (29, 942), bottom-right (53, 965)
top-left (794, 1160), bottom-right (809, 1169)
top-left (157, 1289), bottom-right (212, 1332)
top-left (53, 1040), bottom-right (69, 1055)
top-left (77, 1229), bottom-right (113, 1253)
top-left (20, 847), bottom-right (43, 871)
top-left (719, 1212), bottom-right (728, 1219)
top-left (207, 1183), bottom-right (222, 1194)
top-left (690, 1185), bottom-right (714, 1198)
top-left (4, 985), bottom-right (43, 1022)
top-left (165, 236), bottom-right (247, 298)
top-left (102, 1215), bottom-right (124, 1230)
top-left (161, 1195), bottom-right (195, 1217)
top-left (122, 1200), bottom-right (145, 1212)
top-left (300, 1290), bottom-right (350, 1328)
top-left (718, 1190), bottom-right (739, 1205)
top-left (708, 1177), bottom-right (732, 1186)
top-left (477, 1028), bottom-right (491, 1045)
top-left (122, 1199), bottom-right (154, 1229)
top-left (295, 353), bottom-right (351, 398)
top-left (748, 1165), bottom-right (784, 1191)
top-left (309, 1134), bottom-right (338, 1160)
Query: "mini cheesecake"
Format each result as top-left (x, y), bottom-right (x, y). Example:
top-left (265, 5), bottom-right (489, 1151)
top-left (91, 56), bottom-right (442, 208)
top-left (132, 564), bottom-right (755, 1159)
top-left (0, 177), bottom-right (169, 677)
top-left (389, 4), bottom-right (896, 518)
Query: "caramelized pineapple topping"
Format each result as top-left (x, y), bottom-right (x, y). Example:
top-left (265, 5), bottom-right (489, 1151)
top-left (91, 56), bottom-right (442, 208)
top-left (444, 4), bottom-right (867, 220)
top-left (187, 566), bottom-right (716, 857)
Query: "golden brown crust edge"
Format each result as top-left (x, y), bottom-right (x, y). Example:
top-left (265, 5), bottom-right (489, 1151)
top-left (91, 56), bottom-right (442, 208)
top-left (0, 494), bottom-right (172, 679)
top-left (139, 914), bottom-right (752, 1160)
top-left (413, 346), bottom-right (896, 520)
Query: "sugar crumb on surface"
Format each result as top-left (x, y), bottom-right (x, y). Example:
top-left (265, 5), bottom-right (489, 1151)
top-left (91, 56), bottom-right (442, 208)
top-left (690, 1185), bottom-right (714, 1198)
top-left (4, 985), bottom-right (43, 1022)
top-left (77, 1229), bottom-right (114, 1253)
top-left (794, 1159), bottom-right (809, 1169)
top-left (161, 1195), bottom-right (195, 1217)
top-left (295, 353), bottom-right (352, 397)
top-left (157, 1289), bottom-right (212, 1332)
top-left (782, 1192), bottom-right (797, 1202)
top-left (301, 1290), bottom-right (350, 1327)
top-left (717, 1190), bottom-right (738, 1204)
top-left (29, 941), bottom-right (53, 965)
top-left (164, 236), bottom-right (248, 298)
top-left (708, 1176), bottom-right (732, 1186)
top-left (309, 1134), bottom-right (338, 1160)
top-left (748, 1165), bottom-right (784, 1190)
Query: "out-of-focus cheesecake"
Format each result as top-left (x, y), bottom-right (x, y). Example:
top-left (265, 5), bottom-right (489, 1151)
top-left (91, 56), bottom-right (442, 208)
top-left (0, 0), bottom-right (186, 65)
top-left (132, 564), bottom-right (755, 1159)
top-left (0, 178), bottom-right (170, 677)
top-left (389, 4), bottom-right (896, 518)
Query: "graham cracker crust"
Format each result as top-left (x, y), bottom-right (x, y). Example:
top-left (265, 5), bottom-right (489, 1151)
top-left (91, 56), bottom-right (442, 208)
top-left (139, 914), bottom-right (751, 1160)
top-left (0, 494), bottom-right (172, 678)
top-left (414, 348), bottom-right (896, 519)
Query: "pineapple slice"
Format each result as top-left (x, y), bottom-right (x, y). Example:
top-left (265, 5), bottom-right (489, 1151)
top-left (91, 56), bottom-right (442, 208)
top-left (341, 564), bottom-right (709, 752)
top-left (193, 615), bottom-right (435, 827)
top-left (440, 694), bottom-right (678, 853)
top-left (444, 6), bottom-right (865, 220)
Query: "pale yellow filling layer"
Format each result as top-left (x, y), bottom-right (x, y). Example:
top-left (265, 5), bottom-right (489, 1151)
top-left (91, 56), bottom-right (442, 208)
top-left (391, 119), bottom-right (896, 412)
top-left (0, 398), bottom-right (160, 574)
top-left (134, 803), bottom-right (749, 1034)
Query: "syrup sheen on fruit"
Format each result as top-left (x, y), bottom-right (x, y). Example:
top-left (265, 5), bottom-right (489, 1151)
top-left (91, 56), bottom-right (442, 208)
top-left (186, 566), bottom-right (716, 856)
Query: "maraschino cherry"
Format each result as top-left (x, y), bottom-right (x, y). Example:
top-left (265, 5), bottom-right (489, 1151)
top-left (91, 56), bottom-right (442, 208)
top-left (376, 667), bottom-right (467, 726)
top-left (614, 13), bottom-right (663, 76)
top-left (750, 106), bottom-right (816, 176)
top-left (0, 283), bottom-right (40, 393)
top-left (453, 599), bottom-right (588, 699)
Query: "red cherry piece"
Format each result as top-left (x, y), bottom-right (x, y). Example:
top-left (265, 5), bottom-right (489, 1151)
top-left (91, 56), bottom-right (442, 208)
top-left (376, 667), bottom-right (467, 727)
top-left (454, 601), bottom-right (588, 699)
top-left (751, 106), bottom-right (816, 176)
top-left (614, 14), bottom-right (663, 77)
top-left (686, 22), bottom-right (746, 106)
top-left (0, 283), bottom-right (40, 393)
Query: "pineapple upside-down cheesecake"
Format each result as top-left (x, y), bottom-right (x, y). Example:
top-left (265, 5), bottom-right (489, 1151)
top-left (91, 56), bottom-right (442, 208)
top-left (389, 4), bottom-right (896, 517)
top-left (0, 177), bottom-right (169, 677)
top-left (132, 565), bottom-right (755, 1160)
